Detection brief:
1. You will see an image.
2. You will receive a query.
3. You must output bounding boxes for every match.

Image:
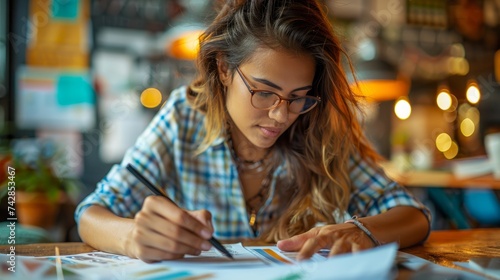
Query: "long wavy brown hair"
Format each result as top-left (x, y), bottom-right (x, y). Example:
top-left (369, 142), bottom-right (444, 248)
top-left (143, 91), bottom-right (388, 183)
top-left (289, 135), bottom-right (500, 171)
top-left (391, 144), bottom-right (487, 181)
top-left (189, 0), bottom-right (381, 241)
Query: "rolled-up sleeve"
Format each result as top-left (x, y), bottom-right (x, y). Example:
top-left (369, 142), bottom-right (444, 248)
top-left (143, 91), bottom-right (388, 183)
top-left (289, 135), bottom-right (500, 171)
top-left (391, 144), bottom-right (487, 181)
top-left (347, 153), bottom-right (432, 225)
top-left (74, 88), bottom-right (183, 223)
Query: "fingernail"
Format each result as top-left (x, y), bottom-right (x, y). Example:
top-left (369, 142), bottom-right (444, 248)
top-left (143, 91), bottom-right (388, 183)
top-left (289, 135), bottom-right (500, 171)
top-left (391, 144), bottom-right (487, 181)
top-left (201, 241), bottom-right (212, 251)
top-left (201, 229), bottom-right (212, 239)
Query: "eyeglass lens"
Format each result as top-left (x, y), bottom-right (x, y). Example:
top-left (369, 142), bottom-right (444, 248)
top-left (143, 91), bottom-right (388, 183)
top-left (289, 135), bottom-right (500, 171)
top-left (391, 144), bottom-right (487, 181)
top-left (251, 91), bottom-right (317, 113)
top-left (236, 67), bottom-right (319, 114)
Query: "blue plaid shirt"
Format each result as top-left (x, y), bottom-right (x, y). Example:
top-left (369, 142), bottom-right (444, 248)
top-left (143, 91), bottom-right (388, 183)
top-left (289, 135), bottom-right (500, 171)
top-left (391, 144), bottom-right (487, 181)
top-left (75, 86), bottom-right (431, 239)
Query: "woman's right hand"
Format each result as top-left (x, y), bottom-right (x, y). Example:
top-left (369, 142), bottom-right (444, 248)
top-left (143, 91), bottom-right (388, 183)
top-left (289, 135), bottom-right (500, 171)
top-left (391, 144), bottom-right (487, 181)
top-left (125, 195), bottom-right (214, 262)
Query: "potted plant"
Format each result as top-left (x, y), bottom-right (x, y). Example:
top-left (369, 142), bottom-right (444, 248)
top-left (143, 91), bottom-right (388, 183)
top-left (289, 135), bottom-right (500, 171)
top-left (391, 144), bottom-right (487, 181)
top-left (0, 141), bottom-right (77, 229)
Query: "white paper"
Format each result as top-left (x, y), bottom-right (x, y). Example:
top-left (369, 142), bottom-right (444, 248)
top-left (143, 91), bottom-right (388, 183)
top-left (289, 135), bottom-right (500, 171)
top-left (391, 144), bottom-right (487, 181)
top-left (1, 243), bottom-right (398, 280)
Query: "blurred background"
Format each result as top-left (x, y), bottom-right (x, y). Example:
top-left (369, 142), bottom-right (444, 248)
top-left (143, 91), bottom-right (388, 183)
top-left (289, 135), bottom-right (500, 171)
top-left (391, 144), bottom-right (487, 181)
top-left (0, 0), bottom-right (499, 243)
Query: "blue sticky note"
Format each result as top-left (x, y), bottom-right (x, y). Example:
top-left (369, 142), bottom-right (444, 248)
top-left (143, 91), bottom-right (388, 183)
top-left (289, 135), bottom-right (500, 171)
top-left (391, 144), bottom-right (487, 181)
top-left (51, 0), bottom-right (79, 20)
top-left (56, 74), bottom-right (94, 106)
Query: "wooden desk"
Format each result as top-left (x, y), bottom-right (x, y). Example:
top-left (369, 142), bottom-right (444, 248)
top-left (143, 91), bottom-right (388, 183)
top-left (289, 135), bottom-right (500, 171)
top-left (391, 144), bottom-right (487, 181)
top-left (382, 163), bottom-right (500, 189)
top-left (1, 229), bottom-right (499, 279)
top-left (383, 163), bottom-right (500, 229)
top-left (401, 228), bottom-right (500, 266)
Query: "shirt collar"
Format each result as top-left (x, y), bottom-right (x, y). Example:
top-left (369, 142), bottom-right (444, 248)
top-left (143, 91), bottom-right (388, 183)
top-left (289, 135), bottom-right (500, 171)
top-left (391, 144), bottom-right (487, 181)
top-left (206, 129), bottom-right (229, 151)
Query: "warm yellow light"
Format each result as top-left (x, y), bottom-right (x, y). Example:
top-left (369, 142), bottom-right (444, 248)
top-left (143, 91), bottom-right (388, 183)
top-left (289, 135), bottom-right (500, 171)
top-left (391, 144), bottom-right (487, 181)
top-left (140, 88), bottom-right (162, 108)
top-left (352, 78), bottom-right (410, 102)
top-left (394, 98), bottom-right (411, 120)
top-left (443, 141), bottom-right (459, 159)
top-left (460, 118), bottom-right (475, 137)
top-left (436, 133), bottom-right (452, 152)
top-left (447, 57), bottom-right (469, 75)
top-left (466, 84), bottom-right (480, 104)
top-left (465, 107), bottom-right (480, 124)
top-left (168, 30), bottom-right (203, 60)
top-left (436, 91), bottom-right (452, 110)
top-left (458, 103), bottom-right (470, 116)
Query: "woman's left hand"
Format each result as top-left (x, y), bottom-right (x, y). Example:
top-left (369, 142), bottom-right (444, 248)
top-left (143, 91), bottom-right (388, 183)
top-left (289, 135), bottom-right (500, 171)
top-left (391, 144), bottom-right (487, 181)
top-left (276, 223), bottom-right (376, 261)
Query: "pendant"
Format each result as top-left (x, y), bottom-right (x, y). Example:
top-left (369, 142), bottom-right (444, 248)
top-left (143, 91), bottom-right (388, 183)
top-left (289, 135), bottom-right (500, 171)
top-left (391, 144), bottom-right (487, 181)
top-left (249, 210), bottom-right (256, 227)
top-left (249, 210), bottom-right (259, 237)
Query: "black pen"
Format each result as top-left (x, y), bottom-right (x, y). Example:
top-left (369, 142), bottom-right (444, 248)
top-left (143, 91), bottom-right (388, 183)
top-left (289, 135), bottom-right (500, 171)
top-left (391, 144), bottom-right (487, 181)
top-left (126, 163), bottom-right (234, 259)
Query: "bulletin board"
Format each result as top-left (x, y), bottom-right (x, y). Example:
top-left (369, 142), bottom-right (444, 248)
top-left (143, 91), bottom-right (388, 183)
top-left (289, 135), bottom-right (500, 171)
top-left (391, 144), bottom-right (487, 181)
top-left (16, 66), bottom-right (95, 131)
top-left (16, 0), bottom-right (95, 131)
top-left (26, 0), bottom-right (90, 68)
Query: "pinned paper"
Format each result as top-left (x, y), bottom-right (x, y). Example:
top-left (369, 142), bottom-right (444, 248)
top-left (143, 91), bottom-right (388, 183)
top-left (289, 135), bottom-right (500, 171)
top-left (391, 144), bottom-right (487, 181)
top-left (51, 0), bottom-right (79, 20)
top-left (16, 66), bottom-right (95, 131)
top-left (56, 74), bottom-right (94, 106)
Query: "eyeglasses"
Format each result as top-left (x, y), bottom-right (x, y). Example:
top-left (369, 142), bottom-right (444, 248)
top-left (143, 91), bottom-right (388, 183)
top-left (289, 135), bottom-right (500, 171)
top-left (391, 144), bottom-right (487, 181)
top-left (235, 67), bottom-right (321, 114)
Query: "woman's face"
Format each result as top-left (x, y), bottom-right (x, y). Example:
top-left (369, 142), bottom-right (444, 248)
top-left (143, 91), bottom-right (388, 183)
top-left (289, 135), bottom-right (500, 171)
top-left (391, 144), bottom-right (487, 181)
top-left (222, 47), bottom-right (316, 150)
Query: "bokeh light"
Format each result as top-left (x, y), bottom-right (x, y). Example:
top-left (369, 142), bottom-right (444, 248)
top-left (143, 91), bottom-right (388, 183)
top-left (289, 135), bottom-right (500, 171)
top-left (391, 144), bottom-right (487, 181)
top-left (443, 141), bottom-right (459, 159)
top-left (460, 118), bottom-right (475, 137)
top-left (168, 30), bottom-right (203, 60)
top-left (140, 88), bottom-right (162, 108)
top-left (466, 84), bottom-right (481, 104)
top-left (465, 107), bottom-right (480, 124)
top-left (436, 90), bottom-right (452, 111)
top-left (436, 133), bottom-right (452, 152)
top-left (394, 98), bottom-right (412, 120)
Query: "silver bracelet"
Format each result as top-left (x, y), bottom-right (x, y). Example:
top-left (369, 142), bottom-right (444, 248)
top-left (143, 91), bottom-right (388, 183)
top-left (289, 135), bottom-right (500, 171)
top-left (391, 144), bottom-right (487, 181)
top-left (345, 215), bottom-right (382, 246)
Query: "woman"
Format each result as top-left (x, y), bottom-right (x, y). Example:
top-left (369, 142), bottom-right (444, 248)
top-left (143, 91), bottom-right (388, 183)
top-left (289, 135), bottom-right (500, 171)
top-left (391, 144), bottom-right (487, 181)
top-left (76, 0), bottom-right (430, 263)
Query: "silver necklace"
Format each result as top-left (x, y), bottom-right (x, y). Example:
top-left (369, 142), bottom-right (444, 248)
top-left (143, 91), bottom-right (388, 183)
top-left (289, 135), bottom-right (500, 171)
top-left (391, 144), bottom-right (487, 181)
top-left (227, 137), bottom-right (271, 173)
top-left (227, 136), bottom-right (274, 235)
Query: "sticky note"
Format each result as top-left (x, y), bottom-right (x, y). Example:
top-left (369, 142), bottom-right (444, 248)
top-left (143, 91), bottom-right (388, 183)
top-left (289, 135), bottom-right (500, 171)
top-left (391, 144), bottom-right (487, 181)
top-left (56, 74), bottom-right (94, 106)
top-left (51, 0), bottom-right (79, 20)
